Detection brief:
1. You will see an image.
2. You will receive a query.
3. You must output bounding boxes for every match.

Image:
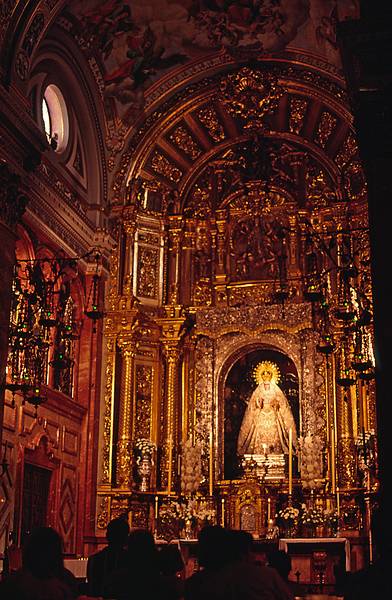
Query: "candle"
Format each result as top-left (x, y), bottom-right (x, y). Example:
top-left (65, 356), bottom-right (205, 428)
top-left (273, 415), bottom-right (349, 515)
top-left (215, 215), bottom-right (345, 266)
top-left (288, 427), bottom-right (293, 496)
top-left (209, 430), bottom-right (214, 497)
top-left (167, 440), bottom-right (173, 495)
top-left (267, 497), bottom-right (271, 522)
top-left (154, 495), bottom-right (159, 520)
top-left (221, 498), bottom-right (225, 527)
top-left (336, 486), bottom-right (340, 516)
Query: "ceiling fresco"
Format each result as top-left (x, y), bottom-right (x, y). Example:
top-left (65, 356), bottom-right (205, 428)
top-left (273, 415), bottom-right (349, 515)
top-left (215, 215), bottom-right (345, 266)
top-left (61, 0), bottom-right (359, 123)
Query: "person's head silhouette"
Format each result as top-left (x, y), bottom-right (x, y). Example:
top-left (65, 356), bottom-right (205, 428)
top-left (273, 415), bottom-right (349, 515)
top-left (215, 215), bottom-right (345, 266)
top-left (197, 526), bottom-right (230, 571)
top-left (106, 517), bottom-right (130, 548)
top-left (371, 504), bottom-right (392, 557)
top-left (22, 527), bottom-right (64, 578)
top-left (127, 529), bottom-right (158, 570)
top-left (268, 549), bottom-right (292, 580)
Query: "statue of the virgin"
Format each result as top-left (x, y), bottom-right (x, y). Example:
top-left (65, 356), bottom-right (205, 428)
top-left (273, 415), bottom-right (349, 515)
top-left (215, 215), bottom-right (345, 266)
top-left (237, 361), bottom-right (297, 456)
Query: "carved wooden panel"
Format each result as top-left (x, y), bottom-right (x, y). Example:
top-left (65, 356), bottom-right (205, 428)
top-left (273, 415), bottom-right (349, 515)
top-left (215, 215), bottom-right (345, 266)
top-left (136, 246), bottom-right (159, 299)
top-left (134, 364), bottom-right (153, 441)
top-left (59, 464), bottom-right (77, 554)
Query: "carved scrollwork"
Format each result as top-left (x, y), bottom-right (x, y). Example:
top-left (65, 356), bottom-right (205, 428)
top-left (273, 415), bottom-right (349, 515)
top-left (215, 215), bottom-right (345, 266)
top-left (136, 247), bottom-right (159, 299)
top-left (335, 132), bottom-right (359, 170)
top-left (135, 364), bottom-right (153, 441)
top-left (116, 439), bottom-right (133, 488)
top-left (314, 111), bottom-right (337, 148)
top-left (150, 151), bottom-right (182, 183)
top-left (169, 125), bottom-right (202, 160)
top-left (220, 67), bottom-right (283, 130)
top-left (197, 106), bottom-right (225, 142)
top-left (289, 97), bottom-right (308, 135)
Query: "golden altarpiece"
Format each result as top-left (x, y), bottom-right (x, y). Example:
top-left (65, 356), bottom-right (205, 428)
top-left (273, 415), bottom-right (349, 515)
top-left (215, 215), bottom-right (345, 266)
top-left (96, 65), bottom-right (377, 558)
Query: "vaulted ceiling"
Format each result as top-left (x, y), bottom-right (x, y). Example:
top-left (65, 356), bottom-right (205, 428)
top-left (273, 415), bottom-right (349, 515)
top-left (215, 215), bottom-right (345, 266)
top-left (0, 1), bottom-right (363, 212)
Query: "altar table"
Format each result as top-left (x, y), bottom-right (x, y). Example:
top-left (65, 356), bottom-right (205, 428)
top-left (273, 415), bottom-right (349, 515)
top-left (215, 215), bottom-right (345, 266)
top-left (279, 537), bottom-right (350, 587)
top-left (64, 558), bottom-right (88, 579)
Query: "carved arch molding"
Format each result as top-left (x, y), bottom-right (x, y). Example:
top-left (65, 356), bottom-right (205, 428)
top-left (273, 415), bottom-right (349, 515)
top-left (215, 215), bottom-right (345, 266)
top-left (194, 302), bottom-right (325, 479)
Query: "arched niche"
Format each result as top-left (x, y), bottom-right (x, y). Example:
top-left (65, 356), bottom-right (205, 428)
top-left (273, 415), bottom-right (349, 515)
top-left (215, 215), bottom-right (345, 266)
top-left (222, 345), bottom-right (299, 480)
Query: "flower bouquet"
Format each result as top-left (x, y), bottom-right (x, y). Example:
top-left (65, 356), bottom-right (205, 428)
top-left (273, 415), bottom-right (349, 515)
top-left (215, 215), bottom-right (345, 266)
top-left (173, 499), bottom-right (198, 539)
top-left (276, 505), bottom-right (300, 537)
top-left (324, 509), bottom-right (339, 537)
top-left (134, 438), bottom-right (156, 458)
top-left (134, 439), bottom-right (156, 491)
top-left (196, 498), bottom-right (216, 527)
top-left (157, 502), bottom-right (181, 541)
top-left (300, 505), bottom-right (325, 537)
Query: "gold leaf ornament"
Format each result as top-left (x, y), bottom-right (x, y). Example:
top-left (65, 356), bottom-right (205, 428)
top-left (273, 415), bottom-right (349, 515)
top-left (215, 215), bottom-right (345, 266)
top-left (253, 360), bottom-right (281, 385)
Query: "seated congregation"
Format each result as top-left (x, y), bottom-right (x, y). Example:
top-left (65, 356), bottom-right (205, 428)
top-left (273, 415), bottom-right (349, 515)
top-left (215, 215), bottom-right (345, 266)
top-left (1, 506), bottom-right (391, 600)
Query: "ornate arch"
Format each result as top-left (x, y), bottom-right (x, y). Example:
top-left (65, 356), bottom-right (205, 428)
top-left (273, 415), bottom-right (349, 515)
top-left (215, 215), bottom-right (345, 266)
top-left (193, 302), bottom-right (326, 480)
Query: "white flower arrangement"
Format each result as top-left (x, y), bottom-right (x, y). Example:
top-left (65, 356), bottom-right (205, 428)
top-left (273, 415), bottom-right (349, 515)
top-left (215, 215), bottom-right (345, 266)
top-left (159, 502), bottom-right (179, 524)
top-left (174, 499), bottom-right (197, 524)
top-left (196, 499), bottom-right (216, 524)
top-left (276, 505), bottom-right (300, 525)
top-left (298, 434), bottom-right (324, 489)
top-left (161, 497), bottom-right (216, 527)
top-left (134, 438), bottom-right (156, 456)
top-left (300, 505), bottom-right (324, 526)
top-left (181, 438), bottom-right (202, 494)
top-left (324, 508), bottom-right (339, 529)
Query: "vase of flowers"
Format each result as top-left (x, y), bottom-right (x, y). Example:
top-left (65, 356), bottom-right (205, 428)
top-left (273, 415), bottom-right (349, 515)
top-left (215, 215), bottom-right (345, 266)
top-left (276, 505), bottom-right (300, 538)
top-left (174, 496), bottom-right (216, 539)
top-left (300, 505), bottom-right (325, 537)
top-left (324, 509), bottom-right (339, 537)
top-left (158, 502), bottom-right (181, 541)
top-left (134, 438), bottom-right (156, 492)
top-left (174, 499), bottom-right (198, 539)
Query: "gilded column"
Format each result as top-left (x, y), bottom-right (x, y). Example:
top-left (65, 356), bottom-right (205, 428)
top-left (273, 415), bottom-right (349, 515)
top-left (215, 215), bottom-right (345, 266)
top-left (167, 216), bottom-right (183, 305)
top-left (182, 221), bottom-right (195, 306)
top-left (213, 209), bottom-right (228, 305)
top-left (158, 310), bottom-right (185, 491)
top-left (324, 354), bottom-right (333, 491)
top-left (330, 352), bottom-right (339, 495)
top-left (161, 343), bottom-right (181, 492)
top-left (121, 206), bottom-right (137, 297)
top-left (287, 214), bottom-right (300, 277)
top-left (214, 209), bottom-right (227, 276)
top-left (116, 338), bottom-right (136, 489)
top-left (336, 365), bottom-right (357, 488)
top-left (101, 335), bottom-right (117, 486)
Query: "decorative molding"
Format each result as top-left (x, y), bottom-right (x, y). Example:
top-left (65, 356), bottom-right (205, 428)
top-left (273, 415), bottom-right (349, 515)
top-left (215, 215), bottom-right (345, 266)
top-left (196, 303), bottom-right (312, 337)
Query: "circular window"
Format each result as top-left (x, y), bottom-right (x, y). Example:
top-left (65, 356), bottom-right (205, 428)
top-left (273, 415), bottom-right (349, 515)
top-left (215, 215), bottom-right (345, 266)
top-left (41, 84), bottom-right (69, 152)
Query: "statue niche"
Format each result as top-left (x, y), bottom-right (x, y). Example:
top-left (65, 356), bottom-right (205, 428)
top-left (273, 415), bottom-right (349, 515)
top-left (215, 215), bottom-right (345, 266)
top-left (224, 348), bottom-right (299, 480)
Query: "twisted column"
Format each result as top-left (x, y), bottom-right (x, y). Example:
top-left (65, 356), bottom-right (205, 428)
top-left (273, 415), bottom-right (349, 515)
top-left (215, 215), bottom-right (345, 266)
top-left (116, 339), bottom-right (136, 489)
top-left (162, 343), bottom-right (180, 492)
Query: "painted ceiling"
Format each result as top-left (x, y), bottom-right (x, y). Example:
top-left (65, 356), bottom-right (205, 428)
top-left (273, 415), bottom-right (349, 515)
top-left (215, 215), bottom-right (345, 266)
top-left (59, 0), bottom-right (359, 123)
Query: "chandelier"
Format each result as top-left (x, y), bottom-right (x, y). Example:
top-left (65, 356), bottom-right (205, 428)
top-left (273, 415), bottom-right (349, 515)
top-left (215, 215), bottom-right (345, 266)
top-left (299, 217), bottom-right (375, 385)
top-left (6, 252), bottom-right (103, 414)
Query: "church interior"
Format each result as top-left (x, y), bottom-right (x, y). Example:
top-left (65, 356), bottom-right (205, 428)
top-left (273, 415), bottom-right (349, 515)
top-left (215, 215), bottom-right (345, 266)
top-left (1, 1), bottom-right (392, 597)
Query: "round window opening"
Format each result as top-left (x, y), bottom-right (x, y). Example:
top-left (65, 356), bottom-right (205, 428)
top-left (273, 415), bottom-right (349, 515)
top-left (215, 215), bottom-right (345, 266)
top-left (42, 84), bottom-right (69, 152)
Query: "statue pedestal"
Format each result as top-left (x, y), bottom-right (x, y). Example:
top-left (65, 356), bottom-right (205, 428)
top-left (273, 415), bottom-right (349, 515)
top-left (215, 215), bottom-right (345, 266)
top-left (244, 453), bottom-right (285, 480)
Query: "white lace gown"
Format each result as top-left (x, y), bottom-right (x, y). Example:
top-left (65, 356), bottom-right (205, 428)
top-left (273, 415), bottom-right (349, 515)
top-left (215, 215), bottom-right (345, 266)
top-left (237, 381), bottom-right (297, 456)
